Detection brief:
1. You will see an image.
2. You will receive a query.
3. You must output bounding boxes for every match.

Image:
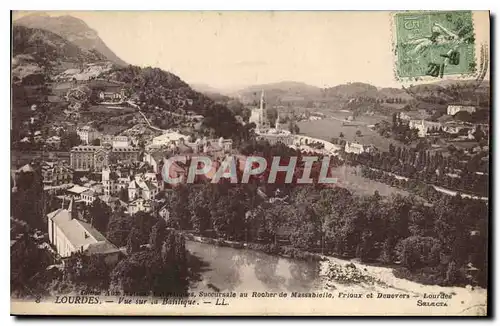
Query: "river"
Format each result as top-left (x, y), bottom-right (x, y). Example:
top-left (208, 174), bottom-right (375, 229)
top-left (186, 240), bottom-right (487, 315)
top-left (186, 240), bottom-right (323, 293)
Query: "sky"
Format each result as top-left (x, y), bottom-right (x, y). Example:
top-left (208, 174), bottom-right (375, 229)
top-left (13, 11), bottom-right (490, 91)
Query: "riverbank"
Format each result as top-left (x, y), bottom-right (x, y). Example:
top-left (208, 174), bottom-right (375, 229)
top-left (185, 232), bottom-right (486, 313)
top-left (184, 233), bottom-right (326, 262)
top-left (319, 256), bottom-right (487, 315)
top-left (186, 238), bottom-right (487, 315)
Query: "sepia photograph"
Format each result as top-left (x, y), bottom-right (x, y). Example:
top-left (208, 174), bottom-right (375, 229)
top-left (9, 10), bottom-right (490, 316)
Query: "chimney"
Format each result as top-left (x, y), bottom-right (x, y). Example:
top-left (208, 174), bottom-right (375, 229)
top-left (68, 196), bottom-right (77, 220)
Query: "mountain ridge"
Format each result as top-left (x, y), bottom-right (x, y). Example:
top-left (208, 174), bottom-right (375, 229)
top-left (14, 13), bottom-right (127, 66)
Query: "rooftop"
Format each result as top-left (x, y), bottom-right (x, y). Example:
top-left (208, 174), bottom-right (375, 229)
top-left (67, 185), bottom-right (90, 194)
top-left (48, 208), bottom-right (107, 249)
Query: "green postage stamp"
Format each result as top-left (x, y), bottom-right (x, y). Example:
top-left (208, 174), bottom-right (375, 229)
top-left (394, 11), bottom-right (476, 79)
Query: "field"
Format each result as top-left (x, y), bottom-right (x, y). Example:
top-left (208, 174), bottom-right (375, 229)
top-left (298, 113), bottom-right (402, 151)
top-left (330, 165), bottom-right (415, 199)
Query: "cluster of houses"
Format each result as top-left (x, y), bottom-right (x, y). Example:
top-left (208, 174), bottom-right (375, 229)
top-left (40, 128), bottom-right (238, 262)
top-left (60, 163), bottom-right (164, 217)
top-left (19, 132), bottom-right (62, 149)
top-left (401, 105), bottom-right (483, 139)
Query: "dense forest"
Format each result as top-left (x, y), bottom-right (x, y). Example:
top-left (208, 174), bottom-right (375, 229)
top-left (344, 143), bottom-right (489, 197)
top-left (155, 180), bottom-right (487, 288)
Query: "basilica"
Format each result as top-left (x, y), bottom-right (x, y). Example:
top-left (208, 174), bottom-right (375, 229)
top-left (250, 91), bottom-right (294, 145)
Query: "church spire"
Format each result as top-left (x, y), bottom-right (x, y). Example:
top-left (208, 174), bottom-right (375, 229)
top-left (259, 90), bottom-right (265, 111)
top-left (258, 90), bottom-right (268, 131)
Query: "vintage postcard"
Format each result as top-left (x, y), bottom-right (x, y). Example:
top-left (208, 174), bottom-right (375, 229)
top-left (10, 11), bottom-right (490, 316)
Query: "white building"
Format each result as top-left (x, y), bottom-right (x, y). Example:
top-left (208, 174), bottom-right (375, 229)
top-left (143, 150), bottom-right (165, 174)
top-left (101, 135), bottom-right (130, 148)
top-left (102, 166), bottom-right (113, 196)
top-left (344, 142), bottom-right (374, 154)
top-left (81, 189), bottom-right (97, 205)
top-left (76, 126), bottom-right (100, 145)
top-left (47, 197), bottom-right (120, 261)
top-left (128, 197), bottom-right (153, 216)
top-left (447, 105), bottom-right (476, 116)
top-left (151, 131), bottom-right (189, 147)
top-left (409, 120), bottom-right (442, 137)
top-left (66, 185), bottom-right (91, 200)
top-left (128, 175), bottom-right (158, 202)
top-left (98, 89), bottom-right (126, 102)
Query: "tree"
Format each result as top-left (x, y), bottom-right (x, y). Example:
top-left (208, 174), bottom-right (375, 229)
top-left (11, 233), bottom-right (51, 296)
top-left (473, 126), bottom-right (485, 143)
top-left (356, 130), bottom-right (362, 137)
top-left (12, 168), bottom-right (44, 229)
top-left (287, 206), bottom-right (320, 250)
top-left (392, 112), bottom-right (398, 129)
top-left (106, 211), bottom-right (132, 247)
top-left (60, 131), bottom-right (82, 150)
top-left (126, 227), bottom-right (143, 254)
top-left (454, 111), bottom-right (473, 123)
top-left (131, 211), bottom-right (159, 242)
top-left (168, 185), bottom-right (191, 230)
top-left (149, 219), bottom-right (167, 251)
top-left (339, 132), bottom-right (344, 139)
top-left (209, 185), bottom-right (248, 240)
top-left (110, 229), bottom-right (188, 296)
top-left (118, 187), bottom-right (129, 203)
top-left (89, 198), bottom-right (112, 234)
top-left (64, 253), bottom-right (113, 291)
top-left (189, 186), bottom-right (212, 234)
top-left (395, 236), bottom-right (442, 271)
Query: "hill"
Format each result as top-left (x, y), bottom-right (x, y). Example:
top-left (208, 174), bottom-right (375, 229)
top-left (406, 79), bottom-right (490, 107)
top-left (98, 65), bottom-right (243, 138)
top-left (12, 25), bottom-right (106, 74)
top-left (234, 81), bottom-right (322, 105)
top-left (377, 87), bottom-right (414, 101)
top-left (235, 81), bottom-right (416, 108)
top-left (235, 79), bottom-right (489, 112)
top-left (190, 83), bottom-right (227, 95)
top-left (14, 13), bottom-right (127, 66)
top-left (322, 82), bottom-right (379, 99)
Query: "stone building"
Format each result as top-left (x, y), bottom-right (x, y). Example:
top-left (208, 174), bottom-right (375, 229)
top-left (47, 197), bottom-right (121, 262)
top-left (70, 143), bottom-right (139, 171)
